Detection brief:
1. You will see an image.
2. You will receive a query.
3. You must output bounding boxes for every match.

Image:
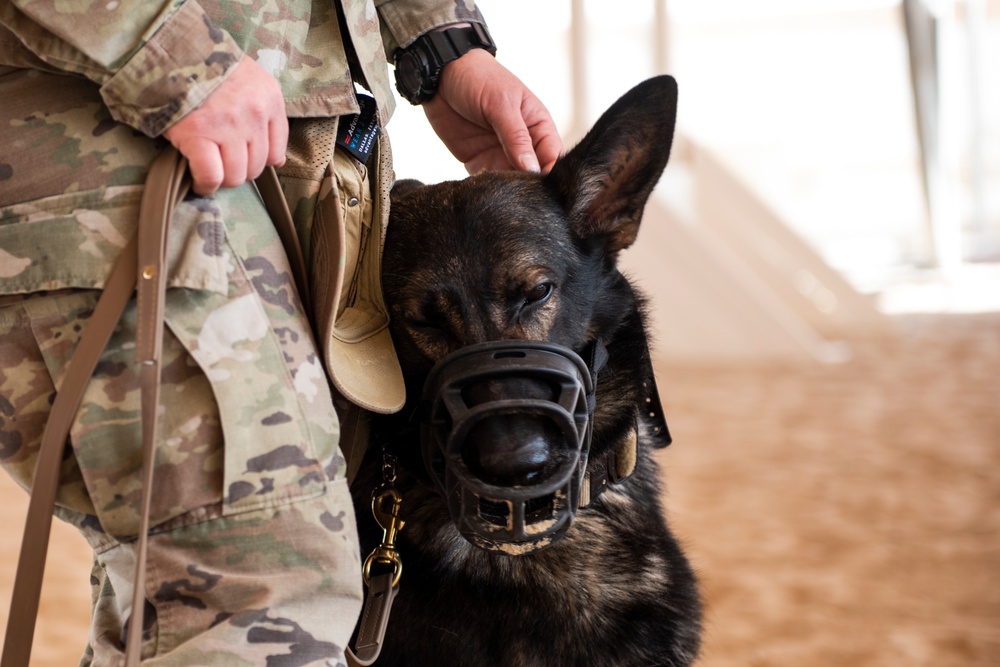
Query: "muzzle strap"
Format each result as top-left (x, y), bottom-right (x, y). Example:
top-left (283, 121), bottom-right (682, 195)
top-left (586, 338), bottom-right (609, 414)
top-left (581, 335), bottom-right (671, 507)
top-left (641, 336), bottom-right (672, 449)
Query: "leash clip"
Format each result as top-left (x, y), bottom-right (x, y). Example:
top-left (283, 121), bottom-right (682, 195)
top-left (363, 485), bottom-right (405, 588)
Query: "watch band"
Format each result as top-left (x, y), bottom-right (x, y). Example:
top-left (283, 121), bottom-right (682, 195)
top-left (394, 23), bottom-right (497, 105)
top-left (426, 23), bottom-right (496, 63)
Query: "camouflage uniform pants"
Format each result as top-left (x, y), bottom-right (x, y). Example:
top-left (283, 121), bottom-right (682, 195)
top-left (0, 70), bottom-right (363, 664)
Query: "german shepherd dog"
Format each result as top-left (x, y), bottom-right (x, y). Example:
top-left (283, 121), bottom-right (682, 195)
top-left (351, 76), bottom-right (701, 666)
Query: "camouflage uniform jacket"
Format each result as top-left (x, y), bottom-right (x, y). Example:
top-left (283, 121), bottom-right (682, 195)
top-left (0, 0), bottom-right (485, 133)
top-left (0, 0), bottom-right (485, 530)
top-left (0, 2), bottom-right (488, 661)
top-left (0, 0), bottom-right (488, 280)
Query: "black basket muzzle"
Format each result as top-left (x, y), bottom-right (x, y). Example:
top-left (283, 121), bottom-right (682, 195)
top-left (420, 341), bottom-right (594, 555)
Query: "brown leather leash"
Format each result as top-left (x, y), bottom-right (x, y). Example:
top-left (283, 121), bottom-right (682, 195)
top-left (1, 146), bottom-right (187, 666)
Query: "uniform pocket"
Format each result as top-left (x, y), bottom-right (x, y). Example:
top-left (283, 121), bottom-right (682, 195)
top-left (4, 187), bottom-right (330, 539)
top-left (0, 187), bottom-right (228, 296)
top-left (21, 290), bottom-right (226, 540)
top-left (163, 272), bottom-right (328, 521)
top-left (169, 187), bottom-right (332, 519)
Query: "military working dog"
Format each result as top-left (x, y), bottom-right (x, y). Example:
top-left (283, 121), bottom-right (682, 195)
top-left (350, 76), bottom-right (701, 666)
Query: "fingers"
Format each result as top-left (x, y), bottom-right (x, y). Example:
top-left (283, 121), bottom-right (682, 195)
top-left (487, 95), bottom-right (565, 174)
top-left (488, 111), bottom-right (539, 172)
top-left (182, 128), bottom-right (280, 195)
top-left (174, 139), bottom-right (250, 196)
top-left (182, 138), bottom-right (225, 195)
top-left (530, 117), bottom-right (563, 173)
top-left (220, 140), bottom-right (249, 190)
top-left (515, 94), bottom-right (564, 173)
top-left (163, 57), bottom-right (287, 195)
top-left (268, 116), bottom-right (289, 169)
top-left (432, 50), bottom-right (564, 175)
top-left (517, 152), bottom-right (541, 174)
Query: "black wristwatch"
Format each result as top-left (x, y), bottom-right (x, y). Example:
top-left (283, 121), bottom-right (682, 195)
top-left (393, 23), bottom-right (497, 105)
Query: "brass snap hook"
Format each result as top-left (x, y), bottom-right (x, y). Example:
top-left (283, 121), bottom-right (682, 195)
top-left (363, 485), bottom-right (405, 587)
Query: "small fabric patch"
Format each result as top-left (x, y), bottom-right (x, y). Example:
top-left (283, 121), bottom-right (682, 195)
top-left (336, 94), bottom-right (380, 163)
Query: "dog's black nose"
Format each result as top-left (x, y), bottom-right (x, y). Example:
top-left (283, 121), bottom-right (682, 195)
top-left (456, 375), bottom-right (562, 486)
top-left (464, 415), bottom-right (561, 487)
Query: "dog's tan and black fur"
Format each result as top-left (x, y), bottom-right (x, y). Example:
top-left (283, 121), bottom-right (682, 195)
top-left (352, 76), bottom-right (701, 666)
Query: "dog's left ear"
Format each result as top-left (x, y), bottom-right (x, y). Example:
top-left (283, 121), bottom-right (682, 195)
top-left (546, 76), bottom-right (678, 253)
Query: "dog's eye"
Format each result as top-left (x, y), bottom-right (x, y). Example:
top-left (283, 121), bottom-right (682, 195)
top-left (524, 282), bottom-right (553, 306)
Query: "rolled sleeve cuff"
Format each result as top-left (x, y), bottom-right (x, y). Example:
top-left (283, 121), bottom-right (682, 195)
top-left (376, 0), bottom-right (485, 58)
top-left (99, 0), bottom-right (244, 137)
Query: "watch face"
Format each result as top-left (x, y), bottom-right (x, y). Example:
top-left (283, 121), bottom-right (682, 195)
top-left (395, 50), bottom-right (428, 103)
top-left (396, 51), bottom-right (431, 104)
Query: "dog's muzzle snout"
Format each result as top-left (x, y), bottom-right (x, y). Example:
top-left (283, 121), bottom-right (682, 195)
top-left (421, 341), bottom-right (594, 554)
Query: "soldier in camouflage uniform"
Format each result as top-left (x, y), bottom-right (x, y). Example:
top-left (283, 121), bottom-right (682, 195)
top-left (0, 0), bottom-right (562, 663)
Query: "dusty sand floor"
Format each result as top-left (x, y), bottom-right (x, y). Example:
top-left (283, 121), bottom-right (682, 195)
top-left (656, 312), bottom-right (1000, 666)
top-left (1, 312), bottom-right (998, 665)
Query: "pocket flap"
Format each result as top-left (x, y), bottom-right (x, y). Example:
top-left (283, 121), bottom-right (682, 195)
top-left (0, 186), bottom-right (228, 296)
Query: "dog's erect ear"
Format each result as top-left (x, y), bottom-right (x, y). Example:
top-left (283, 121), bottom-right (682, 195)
top-left (546, 76), bottom-right (678, 253)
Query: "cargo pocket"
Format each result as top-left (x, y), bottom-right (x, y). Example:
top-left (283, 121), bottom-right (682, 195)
top-left (165, 186), bottom-right (330, 520)
top-left (163, 270), bottom-right (329, 521)
top-left (3, 186), bottom-right (327, 539)
top-left (18, 290), bottom-right (224, 542)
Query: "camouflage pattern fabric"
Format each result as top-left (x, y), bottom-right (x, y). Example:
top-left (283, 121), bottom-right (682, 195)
top-left (0, 0), bottom-right (485, 662)
top-left (84, 492), bottom-right (363, 665)
top-left (0, 68), bottom-right (363, 663)
top-left (376, 0), bottom-right (484, 53)
top-left (0, 0), bottom-right (486, 134)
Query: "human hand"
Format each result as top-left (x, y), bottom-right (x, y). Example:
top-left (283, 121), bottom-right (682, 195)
top-left (163, 57), bottom-right (288, 195)
top-left (423, 49), bottom-right (563, 174)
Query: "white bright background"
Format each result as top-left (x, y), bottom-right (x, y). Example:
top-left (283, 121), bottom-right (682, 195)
top-left (386, 0), bottom-right (1000, 314)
